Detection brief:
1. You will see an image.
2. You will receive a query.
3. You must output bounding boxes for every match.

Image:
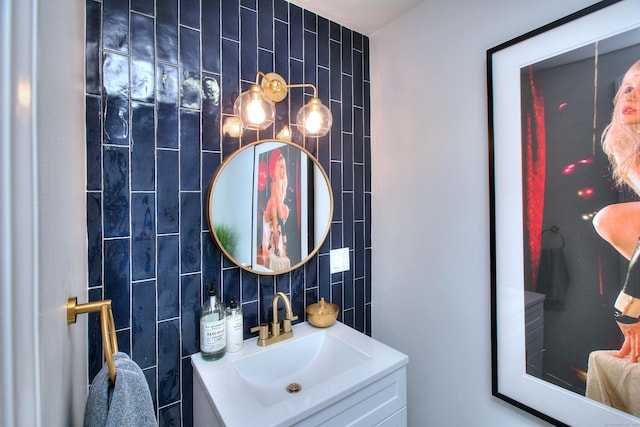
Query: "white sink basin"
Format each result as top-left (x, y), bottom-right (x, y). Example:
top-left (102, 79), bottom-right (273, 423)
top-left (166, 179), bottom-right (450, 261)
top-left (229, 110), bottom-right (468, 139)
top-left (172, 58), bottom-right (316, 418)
top-left (232, 329), bottom-right (371, 406)
top-left (192, 321), bottom-right (408, 426)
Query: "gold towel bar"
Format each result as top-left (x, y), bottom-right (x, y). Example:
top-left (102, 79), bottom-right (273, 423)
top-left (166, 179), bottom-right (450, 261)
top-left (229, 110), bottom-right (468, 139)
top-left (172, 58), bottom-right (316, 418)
top-left (67, 297), bottom-right (119, 383)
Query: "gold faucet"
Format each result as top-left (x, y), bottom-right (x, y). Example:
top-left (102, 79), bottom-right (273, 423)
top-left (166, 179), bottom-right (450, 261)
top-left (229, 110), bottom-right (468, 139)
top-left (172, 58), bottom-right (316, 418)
top-left (250, 292), bottom-right (298, 346)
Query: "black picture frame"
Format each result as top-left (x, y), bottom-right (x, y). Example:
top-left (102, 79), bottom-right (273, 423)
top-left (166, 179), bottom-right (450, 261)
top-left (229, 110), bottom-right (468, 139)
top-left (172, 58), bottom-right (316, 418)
top-left (488, 0), bottom-right (640, 425)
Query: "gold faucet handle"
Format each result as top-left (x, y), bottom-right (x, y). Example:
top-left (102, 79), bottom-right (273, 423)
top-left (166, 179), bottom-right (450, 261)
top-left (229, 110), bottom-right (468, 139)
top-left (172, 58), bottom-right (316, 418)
top-left (281, 314), bottom-right (298, 333)
top-left (250, 324), bottom-right (269, 341)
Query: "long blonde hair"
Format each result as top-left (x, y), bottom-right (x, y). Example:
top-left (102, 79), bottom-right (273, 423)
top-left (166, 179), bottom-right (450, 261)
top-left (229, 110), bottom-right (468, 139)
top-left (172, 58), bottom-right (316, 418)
top-left (601, 60), bottom-right (640, 194)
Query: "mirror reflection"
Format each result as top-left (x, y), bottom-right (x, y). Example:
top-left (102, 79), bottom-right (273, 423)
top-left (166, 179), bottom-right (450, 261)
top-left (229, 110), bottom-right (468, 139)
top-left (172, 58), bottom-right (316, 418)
top-left (207, 139), bottom-right (333, 274)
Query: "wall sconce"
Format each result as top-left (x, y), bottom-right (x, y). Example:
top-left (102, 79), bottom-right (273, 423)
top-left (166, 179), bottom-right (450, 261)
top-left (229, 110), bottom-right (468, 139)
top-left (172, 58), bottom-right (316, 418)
top-left (228, 71), bottom-right (332, 137)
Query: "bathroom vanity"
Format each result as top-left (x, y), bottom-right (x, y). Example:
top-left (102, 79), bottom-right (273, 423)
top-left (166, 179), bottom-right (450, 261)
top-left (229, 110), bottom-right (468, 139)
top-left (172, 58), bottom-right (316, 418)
top-left (192, 321), bottom-right (408, 426)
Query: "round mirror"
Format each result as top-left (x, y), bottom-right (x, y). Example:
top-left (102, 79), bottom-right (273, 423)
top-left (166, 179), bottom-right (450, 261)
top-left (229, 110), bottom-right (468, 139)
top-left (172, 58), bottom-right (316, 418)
top-left (206, 139), bottom-right (333, 275)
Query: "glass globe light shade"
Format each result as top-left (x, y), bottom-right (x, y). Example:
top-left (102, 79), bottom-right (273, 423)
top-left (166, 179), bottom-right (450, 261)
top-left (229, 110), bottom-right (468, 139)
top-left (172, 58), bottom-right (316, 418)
top-left (296, 97), bottom-right (332, 137)
top-left (233, 84), bottom-right (275, 130)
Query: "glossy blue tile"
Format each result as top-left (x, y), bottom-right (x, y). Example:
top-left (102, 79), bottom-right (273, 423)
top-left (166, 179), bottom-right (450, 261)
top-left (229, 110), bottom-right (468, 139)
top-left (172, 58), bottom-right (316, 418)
top-left (180, 26), bottom-right (201, 109)
top-left (354, 163), bottom-right (364, 221)
top-left (343, 192), bottom-right (353, 249)
top-left (329, 21), bottom-right (340, 41)
top-left (289, 4), bottom-right (303, 60)
top-left (317, 16), bottom-right (329, 68)
top-left (202, 1), bottom-right (221, 73)
top-left (257, 0), bottom-right (273, 50)
top-left (331, 283), bottom-right (342, 318)
top-left (365, 249), bottom-right (371, 302)
top-left (158, 319), bottom-right (180, 406)
top-left (180, 110), bottom-right (201, 191)
top-left (304, 30), bottom-right (317, 84)
top-left (318, 255), bottom-right (331, 299)
top-left (131, 103), bottom-right (155, 191)
top-left (240, 8), bottom-right (257, 81)
top-left (201, 151), bottom-right (220, 217)
top-left (132, 0), bottom-right (153, 14)
top-left (102, 52), bottom-right (129, 145)
top-left (104, 238), bottom-right (130, 329)
top-left (181, 273), bottom-right (201, 355)
top-left (202, 231), bottom-right (221, 285)
top-left (132, 193), bottom-right (156, 280)
top-left (342, 75), bottom-right (353, 132)
top-left (242, 271), bottom-right (259, 301)
top-left (143, 367), bottom-right (158, 411)
top-left (304, 9), bottom-right (316, 32)
top-left (88, 287), bottom-right (104, 381)
top-left (344, 267), bottom-right (354, 309)
top-left (241, 0), bottom-right (255, 8)
top-left (364, 82), bottom-right (371, 137)
top-left (221, 39), bottom-right (240, 114)
top-left (363, 37), bottom-right (370, 81)
top-left (341, 27), bottom-right (352, 75)
top-left (355, 276), bottom-right (364, 331)
top-left (159, 402), bottom-right (181, 427)
top-left (289, 60), bottom-right (303, 121)
top-left (157, 0), bottom-right (178, 64)
top-left (274, 20), bottom-right (288, 78)
top-left (222, 268), bottom-right (241, 306)
top-left (131, 13), bottom-right (155, 103)
top-left (222, 0), bottom-right (239, 41)
top-left (116, 329), bottom-right (130, 357)
top-left (242, 300), bottom-right (258, 338)
top-left (181, 358), bottom-right (194, 426)
top-left (354, 108), bottom-right (364, 164)
top-left (330, 163), bottom-right (342, 220)
top-left (157, 64), bottom-right (179, 149)
top-left (103, 0), bottom-right (128, 53)
top-left (202, 74), bottom-right (221, 152)
top-left (353, 50), bottom-right (363, 107)
top-left (132, 279), bottom-right (157, 369)
top-left (329, 40), bottom-right (341, 101)
top-left (86, 0), bottom-right (101, 95)
top-left (330, 221), bottom-right (343, 251)
top-left (354, 221), bottom-right (364, 278)
top-left (273, 0), bottom-right (287, 21)
top-left (86, 95), bottom-right (102, 191)
top-left (181, 192), bottom-right (202, 274)
top-left (365, 193), bottom-right (371, 247)
top-left (157, 235), bottom-right (180, 320)
top-left (258, 49), bottom-right (274, 80)
top-left (181, 0), bottom-right (200, 29)
top-left (364, 137), bottom-right (371, 191)
top-left (343, 308), bottom-right (354, 328)
top-left (87, 192), bottom-right (102, 288)
top-left (103, 146), bottom-right (130, 238)
top-left (259, 275), bottom-right (274, 322)
top-left (353, 32), bottom-right (363, 51)
top-left (157, 149), bottom-right (179, 233)
top-left (304, 256), bottom-right (317, 288)
top-left (343, 133), bottom-right (353, 191)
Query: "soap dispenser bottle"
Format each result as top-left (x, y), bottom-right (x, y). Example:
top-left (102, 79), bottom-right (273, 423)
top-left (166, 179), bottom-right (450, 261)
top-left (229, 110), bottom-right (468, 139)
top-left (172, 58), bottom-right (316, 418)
top-left (200, 281), bottom-right (226, 361)
top-left (226, 297), bottom-right (243, 353)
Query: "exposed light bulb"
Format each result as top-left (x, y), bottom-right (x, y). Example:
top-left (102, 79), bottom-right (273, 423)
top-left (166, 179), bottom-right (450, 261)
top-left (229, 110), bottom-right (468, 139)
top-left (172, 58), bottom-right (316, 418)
top-left (246, 100), bottom-right (266, 125)
top-left (305, 110), bottom-right (323, 133)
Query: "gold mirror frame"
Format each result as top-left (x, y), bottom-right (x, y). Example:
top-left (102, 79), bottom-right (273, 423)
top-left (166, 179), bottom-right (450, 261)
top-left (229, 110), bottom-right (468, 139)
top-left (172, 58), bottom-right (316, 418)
top-left (206, 139), bottom-right (333, 275)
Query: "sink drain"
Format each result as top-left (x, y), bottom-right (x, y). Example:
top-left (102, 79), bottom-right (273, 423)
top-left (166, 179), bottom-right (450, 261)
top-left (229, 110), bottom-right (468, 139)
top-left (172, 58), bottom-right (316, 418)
top-left (286, 382), bottom-right (302, 393)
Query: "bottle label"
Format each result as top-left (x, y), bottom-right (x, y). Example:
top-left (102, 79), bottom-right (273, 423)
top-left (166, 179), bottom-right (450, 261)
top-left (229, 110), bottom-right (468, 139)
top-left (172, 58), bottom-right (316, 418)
top-left (200, 316), bottom-right (226, 353)
top-left (226, 314), bottom-right (243, 352)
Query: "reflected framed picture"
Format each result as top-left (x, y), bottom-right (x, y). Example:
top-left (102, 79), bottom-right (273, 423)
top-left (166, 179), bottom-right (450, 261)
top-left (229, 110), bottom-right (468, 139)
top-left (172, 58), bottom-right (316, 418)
top-left (488, 0), bottom-right (640, 424)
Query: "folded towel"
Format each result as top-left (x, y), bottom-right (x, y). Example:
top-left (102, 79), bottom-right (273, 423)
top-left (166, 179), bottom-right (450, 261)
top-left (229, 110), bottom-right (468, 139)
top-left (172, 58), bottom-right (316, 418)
top-left (84, 352), bottom-right (157, 427)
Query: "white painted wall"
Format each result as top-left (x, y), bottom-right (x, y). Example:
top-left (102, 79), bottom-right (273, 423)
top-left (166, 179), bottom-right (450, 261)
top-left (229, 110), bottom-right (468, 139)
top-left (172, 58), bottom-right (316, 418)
top-left (370, 0), bottom-right (594, 425)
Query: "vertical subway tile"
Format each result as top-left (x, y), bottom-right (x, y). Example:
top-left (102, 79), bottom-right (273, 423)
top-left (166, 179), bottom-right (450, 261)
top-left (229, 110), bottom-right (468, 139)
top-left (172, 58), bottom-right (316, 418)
top-left (342, 75), bottom-right (353, 132)
top-left (180, 110), bottom-right (201, 190)
top-left (132, 279), bottom-right (157, 369)
top-left (329, 21), bottom-right (340, 41)
top-left (353, 108), bottom-right (364, 164)
top-left (353, 50), bottom-right (363, 107)
top-left (181, 273), bottom-right (201, 355)
top-left (354, 221), bottom-right (364, 277)
top-left (182, 358), bottom-right (194, 427)
top-left (354, 163), bottom-right (364, 221)
top-left (343, 192), bottom-right (354, 249)
top-left (274, 20), bottom-right (288, 79)
top-left (202, 1), bottom-right (221, 73)
top-left (180, 26), bottom-right (201, 109)
top-left (241, 0), bottom-right (255, 8)
top-left (303, 9), bottom-right (316, 32)
top-left (330, 101), bottom-right (341, 161)
top-left (159, 403), bottom-right (181, 427)
top-left (341, 27), bottom-right (352, 75)
top-left (240, 7), bottom-right (257, 81)
top-left (181, 0), bottom-right (201, 29)
top-left (85, 0), bottom-right (102, 95)
top-left (353, 32), bottom-right (363, 51)
top-left (304, 30), bottom-right (317, 85)
top-left (202, 232), bottom-right (221, 285)
top-left (86, 95), bottom-right (102, 191)
top-left (131, 193), bottom-right (156, 280)
top-left (158, 319), bottom-right (181, 406)
top-left (131, 13), bottom-right (155, 103)
top-left (131, 103), bottom-right (155, 191)
top-left (242, 271), bottom-right (259, 301)
top-left (103, 0), bottom-right (128, 53)
top-left (143, 367), bottom-right (158, 412)
top-left (103, 146), bottom-right (130, 238)
top-left (257, 0), bottom-right (273, 50)
top-left (365, 192), bottom-right (372, 247)
top-left (88, 287), bottom-right (104, 381)
top-left (289, 4), bottom-right (303, 60)
top-left (202, 73), bottom-right (221, 151)
top-left (157, 149), bottom-right (179, 233)
top-left (102, 52), bottom-right (130, 146)
top-left (132, 0), bottom-right (154, 14)
top-left (222, 268), bottom-right (241, 306)
top-left (87, 192), bottom-right (103, 288)
top-left (157, 0), bottom-right (179, 64)
top-left (355, 277), bottom-right (365, 331)
top-left (158, 235), bottom-right (180, 320)
top-left (273, 0), bottom-right (288, 21)
top-left (363, 37), bottom-right (370, 82)
top-left (221, 39), bottom-right (240, 114)
top-left (157, 64), bottom-right (179, 149)
top-left (317, 16), bottom-right (329, 68)
top-left (329, 40), bottom-right (341, 101)
top-left (104, 237), bottom-right (131, 329)
top-left (201, 151), bottom-right (221, 216)
top-left (181, 192), bottom-right (202, 273)
top-left (343, 133), bottom-right (353, 191)
top-left (222, 0), bottom-right (240, 41)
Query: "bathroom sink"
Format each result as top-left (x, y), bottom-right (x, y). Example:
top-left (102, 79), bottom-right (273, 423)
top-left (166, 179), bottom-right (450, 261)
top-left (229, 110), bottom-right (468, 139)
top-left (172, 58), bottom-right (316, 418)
top-left (192, 321), bottom-right (408, 426)
top-left (231, 329), bottom-right (371, 406)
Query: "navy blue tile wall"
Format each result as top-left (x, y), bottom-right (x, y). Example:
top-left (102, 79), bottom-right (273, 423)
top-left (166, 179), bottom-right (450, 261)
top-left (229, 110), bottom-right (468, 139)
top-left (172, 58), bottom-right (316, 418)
top-left (85, 0), bottom-right (370, 425)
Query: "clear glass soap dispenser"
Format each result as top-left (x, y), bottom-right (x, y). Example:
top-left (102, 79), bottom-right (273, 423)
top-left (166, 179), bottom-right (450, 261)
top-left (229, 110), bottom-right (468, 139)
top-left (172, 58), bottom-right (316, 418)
top-left (200, 281), bottom-right (226, 361)
top-left (226, 297), bottom-right (243, 353)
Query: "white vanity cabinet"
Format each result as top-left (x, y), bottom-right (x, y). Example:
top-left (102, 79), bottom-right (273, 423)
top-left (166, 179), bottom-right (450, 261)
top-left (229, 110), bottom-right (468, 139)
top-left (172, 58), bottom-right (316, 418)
top-left (192, 321), bottom-right (409, 427)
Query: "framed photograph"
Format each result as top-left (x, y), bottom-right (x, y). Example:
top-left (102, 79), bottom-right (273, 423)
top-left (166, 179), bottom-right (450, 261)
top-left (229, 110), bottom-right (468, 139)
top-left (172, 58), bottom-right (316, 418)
top-left (488, 0), bottom-right (640, 425)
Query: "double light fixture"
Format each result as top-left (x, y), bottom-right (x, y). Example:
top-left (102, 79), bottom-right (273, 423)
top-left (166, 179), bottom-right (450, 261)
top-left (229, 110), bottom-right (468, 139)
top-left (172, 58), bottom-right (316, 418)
top-left (226, 71), bottom-right (332, 138)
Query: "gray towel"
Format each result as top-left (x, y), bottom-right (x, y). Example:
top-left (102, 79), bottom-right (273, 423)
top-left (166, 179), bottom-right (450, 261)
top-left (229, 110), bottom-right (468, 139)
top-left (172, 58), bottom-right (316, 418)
top-left (84, 352), bottom-right (157, 427)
